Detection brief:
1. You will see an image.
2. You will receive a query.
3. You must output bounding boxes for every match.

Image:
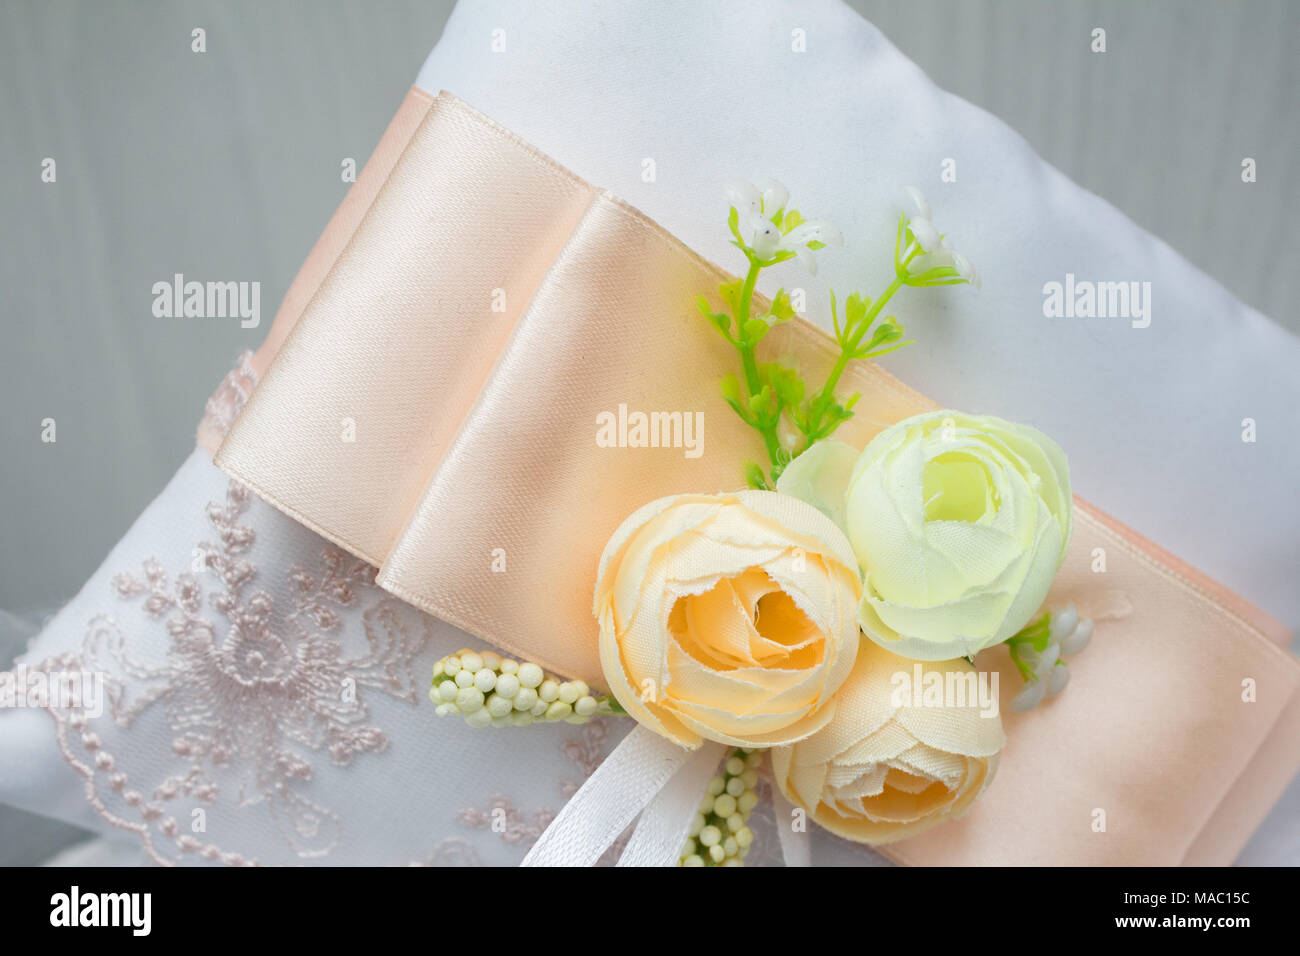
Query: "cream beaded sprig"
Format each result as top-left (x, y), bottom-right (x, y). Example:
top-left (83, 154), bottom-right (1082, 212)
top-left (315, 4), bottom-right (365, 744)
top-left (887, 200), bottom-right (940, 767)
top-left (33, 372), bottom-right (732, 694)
top-left (678, 749), bottom-right (763, 867)
top-left (429, 649), bottom-right (623, 727)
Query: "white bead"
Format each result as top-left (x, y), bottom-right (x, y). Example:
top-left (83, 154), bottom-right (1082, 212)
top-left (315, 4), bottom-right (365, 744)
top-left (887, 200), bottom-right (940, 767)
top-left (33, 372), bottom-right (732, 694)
top-left (738, 791), bottom-right (759, 813)
top-left (1061, 618), bottom-right (1093, 655)
top-left (558, 682), bottom-right (581, 704)
top-left (454, 669), bottom-right (475, 688)
top-left (681, 855), bottom-right (705, 867)
top-left (574, 695), bottom-right (598, 716)
top-left (708, 844), bottom-right (725, 863)
top-left (513, 687), bottom-right (538, 711)
top-left (464, 708), bottom-right (491, 728)
top-left (530, 700), bottom-right (548, 717)
top-left (442, 657), bottom-right (461, 676)
top-left (699, 825), bottom-right (722, 847)
top-left (538, 680), bottom-right (560, 702)
top-left (486, 694), bottom-right (513, 717)
top-left (511, 712), bottom-right (533, 727)
top-left (481, 651), bottom-right (502, 670)
top-left (725, 777), bottom-right (745, 797)
top-left (741, 769), bottom-right (758, 788)
top-left (569, 680), bottom-right (590, 700)
top-left (723, 836), bottom-right (738, 856)
top-left (500, 659), bottom-right (519, 675)
top-left (735, 826), bottom-right (754, 848)
top-left (726, 813), bottom-right (744, 833)
top-left (688, 813), bottom-right (705, 837)
top-left (434, 703), bottom-right (455, 717)
top-left (713, 793), bottom-right (737, 818)
top-left (1032, 642), bottom-right (1060, 680)
top-left (1049, 604), bottom-right (1079, 643)
top-left (707, 776), bottom-right (725, 796)
top-left (517, 663), bottom-right (544, 688)
top-left (1046, 662), bottom-right (1071, 696)
top-left (1009, 679), bottom-right (1046, 713)
top-left (455, 687), bottom-right (485, 713)
top-left (544, 701), bottom-right (572, 721)
top-left (473, 668), bottom-right (497, 693)
top-left (460, 652), bottom-right (484, 672)
top-left (494, 674), bottom-right (521, 699)
top-left (725, 756), bottom-right (746, 776)
top-left (437, 681), bottom-right (458, 702)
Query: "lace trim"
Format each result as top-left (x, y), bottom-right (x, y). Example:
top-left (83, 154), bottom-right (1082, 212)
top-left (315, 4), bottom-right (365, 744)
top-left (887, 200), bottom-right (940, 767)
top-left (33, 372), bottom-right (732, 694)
top-left (198, 351), bottom-right (257, 443)
top-left (21, 477), bottom-right (431, 865)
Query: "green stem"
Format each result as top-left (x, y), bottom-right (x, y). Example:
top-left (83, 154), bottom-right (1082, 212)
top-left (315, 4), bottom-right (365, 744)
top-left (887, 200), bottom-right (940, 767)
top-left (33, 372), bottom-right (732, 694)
top-left (799, 272), bottom-right (907, 452)
top-left (736, 256), bottom-right (783, 471)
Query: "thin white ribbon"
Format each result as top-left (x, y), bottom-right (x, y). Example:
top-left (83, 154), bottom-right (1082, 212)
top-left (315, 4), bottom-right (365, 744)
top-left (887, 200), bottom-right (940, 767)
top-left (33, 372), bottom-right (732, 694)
top-left (521, 725), bottom-right (699, 867)
top-left (771, 782), bottom-right (812, 866)
top-left (617, 740), bottom-right (726, 866)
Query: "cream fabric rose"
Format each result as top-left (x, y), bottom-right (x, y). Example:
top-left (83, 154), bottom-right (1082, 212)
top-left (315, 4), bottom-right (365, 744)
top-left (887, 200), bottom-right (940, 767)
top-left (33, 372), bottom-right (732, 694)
top-left (778, 410), bottom-right (1070, 660)
top-left (772, 640), bottom-right (1004, 844)
top-left (593, 491), bottom-right (861, 749)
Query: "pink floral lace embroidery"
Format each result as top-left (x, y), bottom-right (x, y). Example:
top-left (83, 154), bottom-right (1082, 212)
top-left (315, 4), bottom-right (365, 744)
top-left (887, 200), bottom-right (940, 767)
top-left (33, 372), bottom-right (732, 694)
top-left (199, 350), bottom-right (257, 440)
top-left (32, 478), bottom-right (431, 864)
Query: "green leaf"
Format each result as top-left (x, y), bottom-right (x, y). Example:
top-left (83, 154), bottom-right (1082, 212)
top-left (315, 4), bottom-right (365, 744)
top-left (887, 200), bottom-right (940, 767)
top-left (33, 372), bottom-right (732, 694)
top-left (762, 362), bottom-right (806, 408)
top-left (844, 292), bottom-right (869, 334)
top-left (727, 206), bottom-right (745, 246)
top-left (743, 317), bottom-right (770, 344)
top-left (720, 277), bottom-right (745, 314)
top-left (806, 239), bottom-right (825, 251)
top-left (696, 295), bottom-right (733, 340)
top-left (770, 288), bottom-right (796, 321)
top-left (744, 461), bottom-right (771, 490)
top-left (782, 208), bottom-right (804, 233)
top-left (748, 384), bottom-right (776, 421)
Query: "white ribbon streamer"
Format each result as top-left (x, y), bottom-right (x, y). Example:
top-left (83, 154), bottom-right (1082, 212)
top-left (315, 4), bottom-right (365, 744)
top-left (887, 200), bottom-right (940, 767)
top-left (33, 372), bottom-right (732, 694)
top-left (521, 725), bottom-right (694, 867)
top-left (616, 741), bottom-right (726, 866)
top-left (771, 783), bottom-right (813, 866)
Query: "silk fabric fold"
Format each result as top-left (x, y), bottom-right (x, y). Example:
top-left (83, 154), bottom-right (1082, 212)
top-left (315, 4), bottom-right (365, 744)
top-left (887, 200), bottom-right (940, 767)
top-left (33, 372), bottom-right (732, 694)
top-left (216, 90), bottom-right (1300, 865)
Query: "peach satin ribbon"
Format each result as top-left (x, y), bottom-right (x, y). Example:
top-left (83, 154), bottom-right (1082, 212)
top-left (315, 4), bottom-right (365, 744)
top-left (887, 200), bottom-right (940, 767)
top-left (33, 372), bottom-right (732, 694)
top-left (215, 90), bottom-right (1300, 865)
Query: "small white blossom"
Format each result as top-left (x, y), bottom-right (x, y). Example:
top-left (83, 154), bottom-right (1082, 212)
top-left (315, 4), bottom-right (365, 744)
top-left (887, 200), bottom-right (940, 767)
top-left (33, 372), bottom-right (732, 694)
top-left (900, 185), bottom-right (979, 288)
top-left (726, 177), bottom-right (842, 273)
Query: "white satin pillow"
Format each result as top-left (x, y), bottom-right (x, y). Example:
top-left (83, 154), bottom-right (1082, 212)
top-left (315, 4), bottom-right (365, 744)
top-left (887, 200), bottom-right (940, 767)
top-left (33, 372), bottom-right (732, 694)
top-left (3, 0), bottom-right (1295, 865)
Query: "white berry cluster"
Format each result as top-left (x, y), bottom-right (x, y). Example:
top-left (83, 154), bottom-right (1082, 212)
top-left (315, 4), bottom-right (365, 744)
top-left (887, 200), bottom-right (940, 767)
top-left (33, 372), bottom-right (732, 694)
top-left (1008, 603), bottom-right (1094, 712)
top-left (679, 749), bottom-right (762, 867)
top-left (429, 649), bottom-right (617, 727)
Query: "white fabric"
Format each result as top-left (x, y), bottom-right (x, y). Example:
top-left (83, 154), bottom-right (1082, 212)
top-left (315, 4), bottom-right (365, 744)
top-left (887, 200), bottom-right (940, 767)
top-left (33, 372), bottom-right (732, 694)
top-left (3, 0), bottom-right (1297, 866)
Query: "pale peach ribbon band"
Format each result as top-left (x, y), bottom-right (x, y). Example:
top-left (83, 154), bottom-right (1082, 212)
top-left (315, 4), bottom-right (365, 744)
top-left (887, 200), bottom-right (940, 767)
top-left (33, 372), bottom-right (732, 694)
top-left (215, 89), bottom-right (1300, 866)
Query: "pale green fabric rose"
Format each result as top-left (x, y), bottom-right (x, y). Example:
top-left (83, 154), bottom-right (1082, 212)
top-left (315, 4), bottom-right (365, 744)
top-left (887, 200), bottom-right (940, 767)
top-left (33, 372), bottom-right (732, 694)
top-left (777, 410), bottom-right (1070, 661)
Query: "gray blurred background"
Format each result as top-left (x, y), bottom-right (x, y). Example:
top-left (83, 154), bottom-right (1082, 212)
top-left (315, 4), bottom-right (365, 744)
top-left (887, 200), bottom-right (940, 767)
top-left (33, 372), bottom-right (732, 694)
top-left (1, 0), bottom-right (1297, 862)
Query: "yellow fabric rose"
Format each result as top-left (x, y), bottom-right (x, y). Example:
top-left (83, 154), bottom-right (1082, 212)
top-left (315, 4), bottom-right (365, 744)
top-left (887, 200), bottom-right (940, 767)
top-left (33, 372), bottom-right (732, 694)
top-left (778, 410), bottom-right (1070, 660)
top-left (593, 491), bottom-right (861, 749)
top-left (771, 640), bottom-right (1004, 844)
